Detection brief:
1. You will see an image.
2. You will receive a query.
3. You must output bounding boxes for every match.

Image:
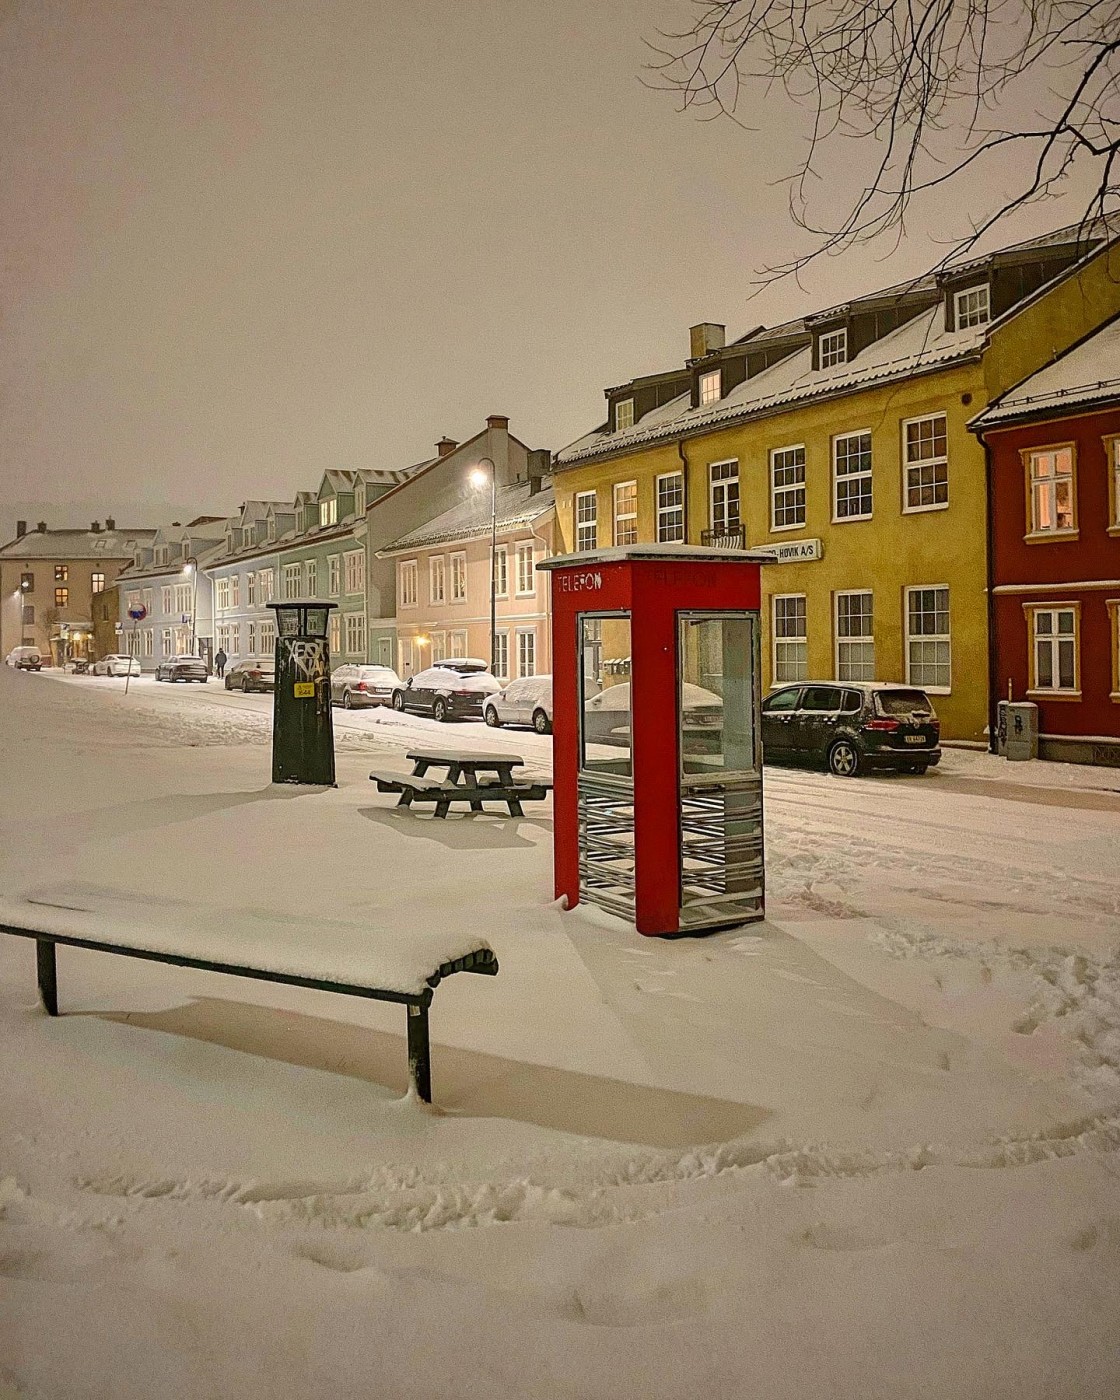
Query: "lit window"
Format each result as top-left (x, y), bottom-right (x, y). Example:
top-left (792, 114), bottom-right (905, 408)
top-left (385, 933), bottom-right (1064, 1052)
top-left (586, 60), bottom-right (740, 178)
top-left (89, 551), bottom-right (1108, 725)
top-left (709, 460), bottom-right (740, 535)
top-left (613, 481), bottom-right (638, 546)
top-left (91, 571), bottom-right (105, 594)
top-left (1106, 435), bottom-right (1120, 530)
top-left (698, 370), bottom-right (721, 406)
top-left (905, 587), bottom-right (951, 690)
top-left (450, 552), bottom-right (467, 602)
top-left (1025, 445), bottom-right (1076, 535)
top-left (319, 498), bottom-right (338, 527)
top-left (54, 586), bottom-right (68, 607)
top-left (613, 399), bottom-right (634, 432)
top-left (1026, 605), bottom-right (1079, 694)
top-left (835, 591), bottom-right (875, 681)
top-left (399, 560), bottom-right (418, 608)
top-left (516, 542), bottom-right (535, 594)
top-left (328, 613), bottom-right (341, 654)
top-left (656, 472), bottom-right (685, 543)
top-left (575, 491), bottom-right (597, 551)
top-left (833, 432), bottom-right (873, 520)
top-left (20, 572), bottom-right (33, 593)
top-left (773, 595), bottom-right (807, 682)
top-left (55, 564), bottom-right (68, 582)
top-left (903, 415), bottom-right (948, 511)
top-left (954, 285), bottom-right (990, 329)
top-left (770, 446), bottom-right (806, 530)
top-left (819, 329), bottom-right (847, 369)
top-left (430, 556), bottom-right (446, 605)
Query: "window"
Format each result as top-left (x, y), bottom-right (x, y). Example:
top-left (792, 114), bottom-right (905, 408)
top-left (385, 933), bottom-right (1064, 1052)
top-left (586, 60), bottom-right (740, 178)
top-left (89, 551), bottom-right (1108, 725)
top-left (614, 398), bottom-right (634, 432)
top-left (430, 556), bottom-right (446, 605)
top-left (247, 621), bottom-right (256, 655)
top-left (699, 369), bottom-right (721, 406)
top-left (656, 472), bottom-right (685, 543)
top-left (142, 629), bottom-right (153, 658)
top-left (344, 612), bottom-right (366, 656)
top-left (770, 446), bottom-right (806, 530)
top-left (954, 284), bottom-right (990, 329)
top-left (1108, 436), bottom-right (1120, 531)
top-left (142, 588), bottom-right (152, 614)
top-left (575, 491), bottom-right (598, 551)
top-left (328, 613), bottom-right (341, 654)
top-left (399, 560), bottom-right (418, 607)
top-left (450, 630), bottom-right (467, 658)
top-left (283, 563), bottom-right (302, 600)
top-left (328, 555), bottom-right (340, 596)
top-left (1025, 445), bottom-right (1076, 536)
top-left (517, 628), bottom-right (536, 677)
top-left (430, 631), bottom-right (446, 661)
top-left (20, 572), bottom-right (33, 593)
top-left (450, 552), bottom-right (467, 602)
top-left (344, 549), bottom-right (364, 594)
top-left (91, 571), bottom-right (105, 594)
top-left (773, 595), bottom-right (808, 682)
top-left (355, 485), bottom-right (366, 515)
top-left (710, 460), bottom-right (740, 533)
top-left (257, 569), bottom-right (275, 603)
top-left (516, 542), bottom-right (535, 595)
top-left (319, 497), bottom-right (338, 527)
top-left (612, 482), bottom-right (638, 547)
top-left (162, 584), bottom-right (174, 613)
top-left (1026, 605), bottom-right (1079, 694)
top-left (835, 591), bottom-right (875, 681)
top-left (762, 687), bottom-right (800, 713)
top-left (22, 605), bottom-right (34, 625)
top-left (903, 415), bottom-right (948, 511)
top-left (1109, 601), bottom-right (1120, 699)
top-left (126, 591), bottom-right (141, 612)
top-left (246, 572), bottom-right (256, 606)
top-left (230, 575), bottom-right (240, 608)
top-left (54, 587), bottom-right (68, 607)
top-left (174, 583), bottom-right (192, 614)
top-left (305, 559), bottom-right (317, 597)
top-left (905, 587), bottom-right (951, 691)
top-left (833, 432), bottom-right (873, 520)
top-left (161, 628), bottom-right (172, 657)
top-left (54, 564), bottom-right (68, 582)
top-left (819, 329), bottom-right (847, 368)
top-left (257, 620), bottom-right (275, 655)
top-left (493, 630), bottom-right (509, 680)
top-left (494, 545), bottom-right (508, 598)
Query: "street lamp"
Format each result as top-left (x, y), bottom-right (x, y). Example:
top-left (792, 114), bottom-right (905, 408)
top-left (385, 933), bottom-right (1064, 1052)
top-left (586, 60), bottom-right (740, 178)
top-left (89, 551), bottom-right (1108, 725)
top-left (182, 557), bottom-right (198, 656)
top-left (469, 459), bottom-right (497, 673)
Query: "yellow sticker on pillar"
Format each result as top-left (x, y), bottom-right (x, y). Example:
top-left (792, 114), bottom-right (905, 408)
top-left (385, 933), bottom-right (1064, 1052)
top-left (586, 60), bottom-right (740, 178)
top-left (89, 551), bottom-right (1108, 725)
top-left (293, 681), bottom-right (315, 698)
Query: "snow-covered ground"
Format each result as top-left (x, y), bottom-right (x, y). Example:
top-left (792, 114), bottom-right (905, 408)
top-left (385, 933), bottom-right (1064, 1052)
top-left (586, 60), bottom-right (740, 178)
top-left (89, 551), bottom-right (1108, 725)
top-left (2, 667), bottom-right (1119, 1399)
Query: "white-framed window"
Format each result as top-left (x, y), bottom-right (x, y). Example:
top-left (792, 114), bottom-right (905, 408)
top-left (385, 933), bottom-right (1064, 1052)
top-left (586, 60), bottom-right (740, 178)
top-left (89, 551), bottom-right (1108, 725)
top-left (174, 582), bottom-right (192, 614)
top-left (162, 584), bottom-right (173, 613)
top-left (819, 328), bottom-right (848, 368)
top-left (344, 612), bottom-right (366, 656)
top-left (1107, 435), bottom-right (1120, 530)
top-left (835, 591), bottom-right (875, 681)
top-left (698, 369), bottom-right (721, 406)
top-left (770, 446), bottom-right (806, 530)
top-left (319, 497), bottom-right (338, 527)
top-left (450, 552), bottom-right (467, 602)
top-left (905, 586), bottom-right (951, 691)
top-left (91, 571), bottom-right (105, 594)
top-left (247, 621), bottom-right (256, 655)
top-left (575, 491), bottom-right (598, 551)
top-left (903, 414), bottom-right (949, 511)
top-left (258, 620), bottom-right (276, 654)
top-left (773, 594), bottom-right (808, 682)
top-left (142, 588), bottom-right (153, 614)
top-left (833, 432), bottom-right (873, 521)
top-left (126, 590), bottom-right (141, 613)
top-left (355, 485), bottom-right (366, 515)
top-left (214, 578), bottom-right (229, 611)
top-left (257, 568), bottom-right (274, 603)
top-left (493, 630), bottom-right (510, 681)
top-left (305, 558), bottom-right (317, 597)
top-left (954, 284), bottom-right (990, 329)
top-left (710, 460), bottom-right (740, 533)
top-left (328, 613), bottom-right (341, 654)
top-left (656, 471), bottom-right (685, 543)
top-left (516, 542), bottom-right (535, 595)
top-left (430, 631), bottom-right (446, 662)
top-left (450, 629), bottom-right (467, 658)
top-left (344, 549), bottom-right (364, 595)
top-left (399, 560), bottom-right (418, 607)
top-left (161, 627), bottom-right (173, 657)
top-left (246, 572), bottom-right (256, 606)
top-left (230, 575), bottom-right (240, 608)
top-left (1026, 605), bottom-right (1079, 694)
top-left (283, 562), bottom-right (302, 600)
top-left (614, 398), bottom-right (634, 432)
top-left (612, 481), bottom-right (638, 547)
top-left (517, 628), bottom-right (536, 677)
top-left (141, 628), bottom-right (153, 658)
top-left (494, 545), bottom-right (509, 598)
top-left (429, 555), bottom-right (446, 605)
top-left (1025, 444), bottom-right (1076, 535)
top-left (328, 555), bottom-right (341, 596)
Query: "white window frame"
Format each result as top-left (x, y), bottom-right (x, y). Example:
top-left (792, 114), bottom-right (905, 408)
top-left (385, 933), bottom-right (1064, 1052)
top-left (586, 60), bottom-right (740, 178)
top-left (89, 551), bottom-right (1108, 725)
top-left (450, 551), bottom-right (467, 603)
top-left (161, 627), bottom-right (173, 657)
top-left (770, 445), bottom-right (806, 532)
top-left (344, 549), bottom-right (364, 595)
top-left (493, 629), bottom-right (510, 681)
top-left (429, 555), bottom-right (446, 605)
top-left (230, 574), bottom-right (240, 608)
top-left (399, 559), bottom-right (418, 608)
top-left (343, 611), bottom-right (366, 656)
top-left (902, 414), bottom-right (949, 514)
top-left (613, 481), bottom-right (638, 547)
top-left (1026, 603), bottom-right (1080, 696)
top-left (575, 491), bottom-right (597, 551)
top-left (214, 578), bottom-right (229, 612)
top-left (328, 613), bottom-right (341, 654)
top-left (142, 588), bottom-right (153, 614)
top-left (257, 569), bottom-right (274, 603)
top-left (709, 460), bottom-right (740, 534)
top-left (91, 571), bottom-right (105, 594)
top-left (1024, 444), bottom-right (1077, 537)
top-left (247, 620), bottom-right (256, 655)
top-left (449, 629), bottom-right (468, 659)
top-left (142, 628), bottom-right (153, 658)
top-left (328, 554), bottom-right (341, 597)
top-left (698, 369), bottom-right (721, 406)
top-left (819, 328), bottom-right (848, 368)
top-left (494, 544), bottom-right (509, 598)
top-left (258, 620), bottom-right (276, 655)
top-left (954, 284), bottom-right (990, 329)
top-left (246, 572), bottom-right (256, 606)
top-left (162, 584), bottom-right (173, 614)
top-left (772, 594), bottom-right (808, 683)
top-left (305, 558), bottom-right (317, 597)
top-left (656, 471), bottom-right (685, 543)
top-left (319, 497), bottom-right (338, 527)
top-left (834, 590), bottom-right (875, 682)
top-left (613, 398), bottom-right (634, 432)
top-left (515, 542), bottom-right (535, 596)
top-left (429, 630), bottom-right (446, 662)
top-left (174, 582), bottom-right (191, 614)
top-left (832, 431), bottom-right (873, 523)
top-left (282, 562), bottom-right (302, 600)
top-left (516, 627), bottom-right (537, 678)
top-left (904, 586), bottom-right (952, 693)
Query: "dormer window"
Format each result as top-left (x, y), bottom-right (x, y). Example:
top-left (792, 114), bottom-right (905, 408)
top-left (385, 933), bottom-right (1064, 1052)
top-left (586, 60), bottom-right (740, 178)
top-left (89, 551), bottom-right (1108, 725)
top-left (320, 498), bottom-right (338, 527)
top-left (355, 486), bottom-right (365, 515)
top-left (699, 369), bottom-right (721, 406)
top-left (954, 284), bottom-right (990, 329)
top-left (613, 398), bottom-right (634, 432)
top-left (818, 329), bottom-right (848, 369)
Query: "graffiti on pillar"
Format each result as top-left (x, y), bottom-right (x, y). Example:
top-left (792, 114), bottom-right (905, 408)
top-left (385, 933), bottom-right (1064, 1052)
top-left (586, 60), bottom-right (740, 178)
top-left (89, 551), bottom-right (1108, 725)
top-left (284, 638), bottom-right (328, 683)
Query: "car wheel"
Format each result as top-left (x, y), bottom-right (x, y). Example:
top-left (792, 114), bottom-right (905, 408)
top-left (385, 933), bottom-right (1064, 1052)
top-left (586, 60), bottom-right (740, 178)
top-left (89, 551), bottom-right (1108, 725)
top-left (532, 708), bottom-right (551, 735)
top-left (224, 677), bottom-right (232, 689)
top-left (910, 762), bottom-right (930, 775)
top-left (484, 705), bottom-right (501, 728)
top-left (828, 740), bottom-right (860, 777)
top-left (343, 690), bottom-right (353, 709)
top-left (391, 690), bottom-right (404, 711)
top-left (433, 698), bottom-right (448, 723)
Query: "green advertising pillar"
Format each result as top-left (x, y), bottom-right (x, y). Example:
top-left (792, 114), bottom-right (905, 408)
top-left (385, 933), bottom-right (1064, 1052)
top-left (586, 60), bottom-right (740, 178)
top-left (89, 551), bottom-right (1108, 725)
top-left (267, 600), bottom-right (337, 786)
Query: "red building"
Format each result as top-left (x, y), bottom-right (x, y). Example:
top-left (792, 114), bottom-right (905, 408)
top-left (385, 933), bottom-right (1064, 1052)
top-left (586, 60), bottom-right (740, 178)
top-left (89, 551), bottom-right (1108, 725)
top-left (972, 315), bottom-right (1120, 766)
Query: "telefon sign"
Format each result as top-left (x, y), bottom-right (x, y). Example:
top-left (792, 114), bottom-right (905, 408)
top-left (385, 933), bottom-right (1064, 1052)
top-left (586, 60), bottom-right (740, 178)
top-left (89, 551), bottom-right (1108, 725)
top-left (558, 571), bottom-right (603, 593)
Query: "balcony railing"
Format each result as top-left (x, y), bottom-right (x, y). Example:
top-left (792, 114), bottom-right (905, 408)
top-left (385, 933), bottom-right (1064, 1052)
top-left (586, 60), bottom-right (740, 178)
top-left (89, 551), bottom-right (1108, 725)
top-left (700, 524), bottom-right (747, 550)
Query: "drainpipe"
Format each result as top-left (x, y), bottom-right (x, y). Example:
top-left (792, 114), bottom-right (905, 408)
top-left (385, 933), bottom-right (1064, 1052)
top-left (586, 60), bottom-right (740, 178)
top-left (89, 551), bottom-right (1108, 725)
top-left (677, 439), bottom-right (689, 540)
top-left (982, 432), bottom-right (999, 753)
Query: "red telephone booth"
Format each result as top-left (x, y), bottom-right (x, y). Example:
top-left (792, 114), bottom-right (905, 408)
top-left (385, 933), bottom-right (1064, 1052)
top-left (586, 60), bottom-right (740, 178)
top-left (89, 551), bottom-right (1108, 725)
top-left (540, 545), bottom-right (766, 937)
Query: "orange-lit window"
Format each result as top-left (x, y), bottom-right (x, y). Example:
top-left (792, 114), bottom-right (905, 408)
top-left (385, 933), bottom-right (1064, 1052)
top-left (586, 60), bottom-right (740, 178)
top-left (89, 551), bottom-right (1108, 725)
top-left (1024, 445), bottom-right (1077, 537)
top-left (1106, 436), bottom-right (1120, 532)
top-left (55, 587), bottom-right (68, 607)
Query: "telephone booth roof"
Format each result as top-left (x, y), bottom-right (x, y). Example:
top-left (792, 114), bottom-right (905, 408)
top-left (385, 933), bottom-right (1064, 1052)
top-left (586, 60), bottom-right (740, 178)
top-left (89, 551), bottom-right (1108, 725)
top-left (538, 543), bottom-right (774, 571)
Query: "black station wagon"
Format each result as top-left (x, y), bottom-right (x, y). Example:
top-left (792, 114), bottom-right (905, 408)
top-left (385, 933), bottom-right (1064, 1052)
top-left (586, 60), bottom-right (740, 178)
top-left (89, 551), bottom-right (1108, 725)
top-left (761, 682), bottom-right (942, 777)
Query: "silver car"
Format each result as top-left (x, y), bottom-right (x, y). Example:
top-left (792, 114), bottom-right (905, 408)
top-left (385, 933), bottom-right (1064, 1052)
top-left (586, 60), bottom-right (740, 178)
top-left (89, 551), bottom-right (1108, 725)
top-left (154, 654), bottom-right (208, 683)
top-left (91, 654), bottom-right (140, 677)
top-left (483, 675), bottom-right (553, 734)
top-left (330, 663), bottom-right (401, 709)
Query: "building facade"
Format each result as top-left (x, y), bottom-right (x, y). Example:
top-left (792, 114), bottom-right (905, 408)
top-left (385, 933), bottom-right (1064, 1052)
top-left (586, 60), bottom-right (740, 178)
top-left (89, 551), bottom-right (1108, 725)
top-left (972, 315), bottom-right (1120, 764)
top-left (115, 518), bottom-right (230, 670)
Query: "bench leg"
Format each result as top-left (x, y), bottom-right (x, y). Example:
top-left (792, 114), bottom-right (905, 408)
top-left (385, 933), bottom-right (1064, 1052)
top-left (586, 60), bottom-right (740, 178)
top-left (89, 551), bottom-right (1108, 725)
top-left (506, 798), bottom-right (524, 817)
top-left (36, 939), bottom-right (58, 1016)
top-left (407, 1002), bottom-right (432, 1103)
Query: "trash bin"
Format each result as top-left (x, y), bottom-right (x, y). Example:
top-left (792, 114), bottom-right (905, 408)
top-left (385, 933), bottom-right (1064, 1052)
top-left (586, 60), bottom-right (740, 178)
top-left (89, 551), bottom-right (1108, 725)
top-left (997, 700), bottom-right (1038, 761)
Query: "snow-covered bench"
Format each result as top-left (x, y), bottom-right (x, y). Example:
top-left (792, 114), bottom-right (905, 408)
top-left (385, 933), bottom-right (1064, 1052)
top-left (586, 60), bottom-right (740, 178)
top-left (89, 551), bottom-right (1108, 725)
top-left (0, 886), bottom-right (499, 1104)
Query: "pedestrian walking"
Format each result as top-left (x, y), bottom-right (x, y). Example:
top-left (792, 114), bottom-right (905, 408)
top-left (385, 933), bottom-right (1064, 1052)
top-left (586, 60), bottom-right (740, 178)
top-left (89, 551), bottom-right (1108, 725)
top-left (214, 648), bottom-right (227, 679)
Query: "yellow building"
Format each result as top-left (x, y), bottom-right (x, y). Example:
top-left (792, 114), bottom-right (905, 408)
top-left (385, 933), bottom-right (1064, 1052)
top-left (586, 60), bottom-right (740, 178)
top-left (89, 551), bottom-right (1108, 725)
top-left (553, 226), bottom-right (1120, 741)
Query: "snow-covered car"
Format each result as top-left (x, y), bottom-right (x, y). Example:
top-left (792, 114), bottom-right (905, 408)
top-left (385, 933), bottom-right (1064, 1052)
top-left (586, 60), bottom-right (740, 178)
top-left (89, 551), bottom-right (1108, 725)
top-left (484, 675), bottom-right (554, 734)
top-left (5, 646), bottom-right (43, 670)
top-left (761, 681), bottom-right (941, 776)
top-left (154, 655), bottom-right (208, 683)
top-left (330, 663), bottom-right (400, 709)
top-left (91, 654), bottom-right (140, 677)
top-left (581, 681), bottom-right (723, 748)
top-left (390, 659), bottom-right (501, 723)
top-left (224, 657), bottom-right (275, 693)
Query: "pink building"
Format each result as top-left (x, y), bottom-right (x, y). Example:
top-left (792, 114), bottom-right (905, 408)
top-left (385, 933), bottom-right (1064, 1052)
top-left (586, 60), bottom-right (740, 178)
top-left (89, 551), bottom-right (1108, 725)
top-left (380, 479), bottom-right (554, 682)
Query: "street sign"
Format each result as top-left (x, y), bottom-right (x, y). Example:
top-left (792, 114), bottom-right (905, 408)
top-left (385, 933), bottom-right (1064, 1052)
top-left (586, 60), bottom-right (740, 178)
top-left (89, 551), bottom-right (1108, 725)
top-left (127, 604), bottom-right (148, 621)
top-left (114, 622), bottom-right (123, 634)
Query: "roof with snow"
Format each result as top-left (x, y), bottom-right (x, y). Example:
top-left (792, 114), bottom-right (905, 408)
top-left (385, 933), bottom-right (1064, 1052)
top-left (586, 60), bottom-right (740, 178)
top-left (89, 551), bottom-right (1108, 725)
top-left (379, 482), bottom-right (554, 553)
top-left (0, 526), bottom-right (158, 559)
top-left (970, 315), bottom-right (1120, 429)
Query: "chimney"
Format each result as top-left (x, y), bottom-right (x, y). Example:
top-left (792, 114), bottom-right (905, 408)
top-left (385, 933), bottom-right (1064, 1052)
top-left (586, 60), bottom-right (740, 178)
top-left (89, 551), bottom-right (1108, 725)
top-left (15, 520), bottom-right (26, 537)
top-left (526, 448), bottom-right (550, 497)
top-left (105, 515), bottom-right (116, 530)
top-left (689, 322), bottom-right (726, 359)
top-left (436, 437), bottom-right (458, 458)
top-left (486, 415), bottom-right (509, 431)
top-left (91, 520), bottom-right (101, 533)
top-left (36, 521), bottom-right (47, 532)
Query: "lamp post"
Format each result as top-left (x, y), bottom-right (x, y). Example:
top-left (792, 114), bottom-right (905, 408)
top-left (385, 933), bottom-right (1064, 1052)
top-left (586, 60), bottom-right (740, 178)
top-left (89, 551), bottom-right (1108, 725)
top-left (181, 557), bottom-right (199, 656)
top-left (469, 460), bottom-right (497, 673)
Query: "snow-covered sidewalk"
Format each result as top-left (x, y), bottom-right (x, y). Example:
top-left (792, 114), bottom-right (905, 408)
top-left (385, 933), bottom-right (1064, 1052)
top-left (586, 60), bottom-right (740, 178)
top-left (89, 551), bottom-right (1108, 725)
top-left (2, 667), bottom-right (1119, 1399)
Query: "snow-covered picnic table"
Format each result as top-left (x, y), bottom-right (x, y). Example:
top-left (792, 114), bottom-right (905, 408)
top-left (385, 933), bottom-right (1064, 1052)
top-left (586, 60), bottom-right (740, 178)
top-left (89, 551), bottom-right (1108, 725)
top-left (0, 884), bottom-right (499, 1102)
top-left (370, 748), bottom-right (551, 817)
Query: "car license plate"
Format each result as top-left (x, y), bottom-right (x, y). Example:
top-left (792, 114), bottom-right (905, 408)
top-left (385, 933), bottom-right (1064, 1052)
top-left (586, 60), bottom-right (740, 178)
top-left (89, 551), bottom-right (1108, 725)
top-left (905, 734), bottom-right (927, 745)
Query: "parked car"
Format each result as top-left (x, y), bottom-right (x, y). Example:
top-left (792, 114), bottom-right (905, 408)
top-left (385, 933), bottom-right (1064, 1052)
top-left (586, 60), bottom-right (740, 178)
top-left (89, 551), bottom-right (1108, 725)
top-left (91, 654), bottom-right (140, 677)
top-left (5, 646), bottom-right (43, 671)
top-left (484, 675), bottom-right (554, 734)
top-left (390, 659), bottom-right (501, 722)
top-left (581, 680), bottom-right (724, 748)
top-left (154, 655), bottom-right (208, 683)
top-left (330, 663), bottom-right (400, 709)
top-left (224, 657), bottom-right (276, 693)
top-left (761, 681), bottom-right (941, 776)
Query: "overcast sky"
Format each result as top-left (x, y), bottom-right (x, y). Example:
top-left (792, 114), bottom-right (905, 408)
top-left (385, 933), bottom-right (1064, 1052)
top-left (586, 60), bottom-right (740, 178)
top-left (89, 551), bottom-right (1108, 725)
top-left (0, 0), bottom-right (1100, 537)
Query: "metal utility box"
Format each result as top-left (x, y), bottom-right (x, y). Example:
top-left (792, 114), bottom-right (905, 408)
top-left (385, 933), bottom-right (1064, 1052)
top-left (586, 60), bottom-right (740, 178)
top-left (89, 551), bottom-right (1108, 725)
top-left (268, 600), bottom-right (337, 786)
top-left (997, 699), bottom-right (1039, 762)
top-left (540, 545), bottom-right (767, 937)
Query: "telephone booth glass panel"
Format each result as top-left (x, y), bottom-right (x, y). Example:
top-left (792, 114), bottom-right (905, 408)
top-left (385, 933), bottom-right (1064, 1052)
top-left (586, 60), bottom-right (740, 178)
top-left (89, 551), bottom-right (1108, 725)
top-left (580, 614), bottom-right (632, 778)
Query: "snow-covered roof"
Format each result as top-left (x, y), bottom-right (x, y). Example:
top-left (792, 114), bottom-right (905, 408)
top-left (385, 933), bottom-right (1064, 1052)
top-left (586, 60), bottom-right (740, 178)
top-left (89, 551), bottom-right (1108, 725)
top-left (0, 527), bottom-right (157, 559)
top-left (970, 315), bottom-right (1120, 429)
top-left (379, 482), bottom-right (554, 554)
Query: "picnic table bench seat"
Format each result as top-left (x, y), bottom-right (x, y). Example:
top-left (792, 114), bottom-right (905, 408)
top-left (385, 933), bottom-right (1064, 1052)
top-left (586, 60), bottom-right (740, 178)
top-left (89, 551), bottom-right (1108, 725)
top-left (0, 886), bottom-right (499, 1103)
top-left (371, 749), bottom-right (552, 818)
